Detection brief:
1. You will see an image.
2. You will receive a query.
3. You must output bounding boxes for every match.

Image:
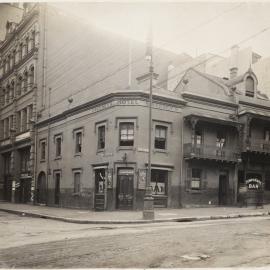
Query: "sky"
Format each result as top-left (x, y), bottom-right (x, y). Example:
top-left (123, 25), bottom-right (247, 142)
top-left (53, 2), bottom-right (270, 59)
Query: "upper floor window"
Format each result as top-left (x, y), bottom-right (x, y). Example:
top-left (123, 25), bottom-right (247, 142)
top-left (216, 130), bottom-right (226, 148)
top-left (119, 122), bottom-right (134, 146)
top-left (98, 125), bottom-right (105, 150)
top-left (40, 140), bottom-right (46, 160)
top-left (55, 136), bottom-right (62, 157)
top-left (192, 129), bottom-right (203, 147)
top-left (155, 125), bottom-right (167, 150)
top-left (75, 131), bottom-right (82, 153)
top-left (245, 76), bottom-right (255, 97)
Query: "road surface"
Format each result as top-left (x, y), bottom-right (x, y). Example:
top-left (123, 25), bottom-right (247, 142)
top-left (1, 211), bottom-right (270, 268)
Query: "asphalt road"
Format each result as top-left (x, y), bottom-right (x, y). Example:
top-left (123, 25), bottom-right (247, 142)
top-left (1, 212), bottom-right (270, 268)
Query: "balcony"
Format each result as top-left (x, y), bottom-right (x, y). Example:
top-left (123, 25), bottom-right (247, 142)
top-left (245, 139), bottom-right (270, 154)
top-left (184, 143), bottom-right (240, 163)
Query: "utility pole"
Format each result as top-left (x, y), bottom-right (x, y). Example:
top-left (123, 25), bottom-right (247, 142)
top-left (143, 25), bottom-right (155, 220)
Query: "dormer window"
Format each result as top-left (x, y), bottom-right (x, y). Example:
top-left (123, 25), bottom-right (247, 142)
top-left (245, 76), bottom-right (255, 97)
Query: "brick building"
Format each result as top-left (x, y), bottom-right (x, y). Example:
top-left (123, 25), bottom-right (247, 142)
top-left (1, 3), bottom-right (270, 210)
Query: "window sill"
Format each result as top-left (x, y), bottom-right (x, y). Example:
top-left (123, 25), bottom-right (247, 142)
top-left (117, 146), bottom-right (135, 151)
top-left (72, 192), bottom-right (81, 196)
top-left (153, 149), bottom-right (168, 154)
top-left (40, 159), bottom-right (46, 163)
top-left (74, 153), bottom-right (82, 157)
top-left (54, 156), bottom-right (62, 160)
top-left (97, 148), bottom-right (105, 154)
top-left (187, 189), bottom-right (202, 194)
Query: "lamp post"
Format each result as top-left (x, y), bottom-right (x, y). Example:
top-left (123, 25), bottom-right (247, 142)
top-left (143, 26), bottom-right (155, 220)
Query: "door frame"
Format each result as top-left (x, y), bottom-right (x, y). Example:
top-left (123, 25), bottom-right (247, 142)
top-left (116, 167), bottom-right (135, 210)
top-left (219, 170), bottom-right (229, 205)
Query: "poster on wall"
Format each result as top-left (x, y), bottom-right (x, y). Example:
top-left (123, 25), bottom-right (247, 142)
top-left (106, 168), bottom-right (113, 189)
top-left (138, 169), bottom-right (147, 190)
top-left (151, 182), bottom-right (165, 195)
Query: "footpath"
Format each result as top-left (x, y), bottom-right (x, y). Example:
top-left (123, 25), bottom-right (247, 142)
top-left (0, 202), bottom-right (269, 224)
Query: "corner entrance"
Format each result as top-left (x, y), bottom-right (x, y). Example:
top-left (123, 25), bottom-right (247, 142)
top-left (117, 168), bottom-right (134, 210)
top-left (219, 171), bottom-right (229, 205)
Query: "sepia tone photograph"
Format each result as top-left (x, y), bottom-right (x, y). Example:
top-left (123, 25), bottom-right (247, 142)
top-left (1, 0), bottom-right (270, 268)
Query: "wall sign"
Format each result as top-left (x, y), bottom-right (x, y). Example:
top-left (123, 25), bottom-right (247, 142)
top-left (106, 168), bottom-right (113, 189)
top-left (138, 169), bottom-right (147, 190)
top-left (246, 178), bottom-right (262, 190)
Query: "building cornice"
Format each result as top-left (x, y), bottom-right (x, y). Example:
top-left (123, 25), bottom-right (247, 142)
top-left (36, 91), bottom-right (186, 128)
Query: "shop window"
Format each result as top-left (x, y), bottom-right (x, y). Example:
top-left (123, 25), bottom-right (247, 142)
top-left (245, 76), bottom-right (255, 97)
top-left (119, 122), bottom-right (134, 146)
top-left (40, 140), bottom-right (46, 160)
top-left (98, 126), bottom-right (105, 150)
top-left (155, 125), bottom-right (167, 150)
top-left (75, 131), bottom-right (82, 153)
top-left (20, 149), bottom-right (30, 173)
top-left (191, 168), bottom-right (201, 190)
top-left (74, 172), bottom-right (81, 193)
top-left (151, 169), bottom-right (168, 195)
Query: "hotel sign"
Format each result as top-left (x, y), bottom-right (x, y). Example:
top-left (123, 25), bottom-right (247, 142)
top-left (246, 178), bottom-right (262, 190)
top-left (90, 98), bottom-right (182, 114)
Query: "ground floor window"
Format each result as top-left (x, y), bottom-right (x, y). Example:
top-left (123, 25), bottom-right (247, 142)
top-left (151, 169), bottom-right (168, 195)
top-left (191, 168), bottom-right (202, 190)
top-left (265, 172), bottom-right (270, 191)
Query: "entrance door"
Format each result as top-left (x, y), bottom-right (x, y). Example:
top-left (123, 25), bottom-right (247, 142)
top-left (19, 179), bottom-right (31, 203)
top-left (54, 173), bottom-right (60, 205)
top-left (117, 169), bottom-right (134, 210)
top-left (219, 171), bottom-right (228, 205)
top-left (4, 177), bottom-right (12, 201)
top-left (37, 172), bottom-right (47, 204)
top-left (94, 169), bottom-right (106, 211)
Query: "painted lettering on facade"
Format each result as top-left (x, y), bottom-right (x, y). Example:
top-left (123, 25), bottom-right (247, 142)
top-left (245, 178), bottom-right (262, 190)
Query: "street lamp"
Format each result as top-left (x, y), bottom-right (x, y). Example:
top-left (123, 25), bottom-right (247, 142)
top-left (143, 26), bottom-right (155, 220)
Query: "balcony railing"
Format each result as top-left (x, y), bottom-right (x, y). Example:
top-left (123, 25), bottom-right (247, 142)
top-left (184, 143), bottom-right (240, 162)
top-left (245, 139), bottom-right (270, 153)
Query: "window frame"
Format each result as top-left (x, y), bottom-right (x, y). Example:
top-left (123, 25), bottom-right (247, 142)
top-left (73, 127), bottom-right (84, 155)
top-left (54, 134), bottom-right (63, 158)
top-left (191, 168), bottom-right (202, 190)
top-left (119, 122), bottom-right (135, 147)
top-left (40, 139), bottom-right (46, 161)
top-left (154, 125), bottom-right (167, 150)
top-left (97, 125), bottom-right (106, 150)
top-left (73, 169), bottom-right (82, 194)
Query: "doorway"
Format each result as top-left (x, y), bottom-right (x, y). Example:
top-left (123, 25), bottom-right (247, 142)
top-left (219, 171), bottom-right (229, 205)
top-left (94, 168), bottom-right (106, 211)
top-left (117, 168), bottom-right (134, 210)
top-left (37, 172), bottom-right (47, 204)
top-left (19, 178), bottom-right (32, 203)
top-left (54, 172), bottom-right (61, 205)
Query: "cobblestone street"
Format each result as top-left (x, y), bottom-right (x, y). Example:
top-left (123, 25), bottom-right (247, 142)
top-left (1, 212), bottom-right (270, 268)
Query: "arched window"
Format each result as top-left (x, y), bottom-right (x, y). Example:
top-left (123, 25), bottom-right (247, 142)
top-left (246, 76), bottom-right (255, 97)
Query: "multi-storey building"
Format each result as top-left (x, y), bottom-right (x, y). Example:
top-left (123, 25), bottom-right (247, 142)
top-left (0, 3), bottom-right (39, 203)
top-left (1, 3), bottom-right (270, 210)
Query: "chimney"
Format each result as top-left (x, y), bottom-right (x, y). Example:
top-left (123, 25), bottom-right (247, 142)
top-left (229, 45), bottom-right (239, 79)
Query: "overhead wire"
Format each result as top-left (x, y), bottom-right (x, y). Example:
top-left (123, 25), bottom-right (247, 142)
top-left (42, 3), bottom-right (244, 102)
